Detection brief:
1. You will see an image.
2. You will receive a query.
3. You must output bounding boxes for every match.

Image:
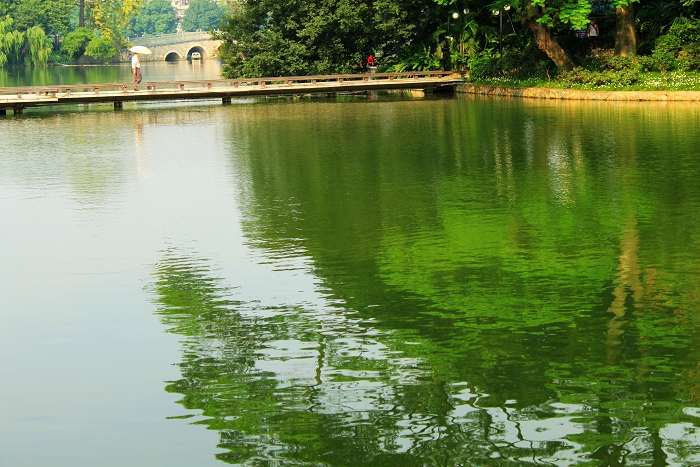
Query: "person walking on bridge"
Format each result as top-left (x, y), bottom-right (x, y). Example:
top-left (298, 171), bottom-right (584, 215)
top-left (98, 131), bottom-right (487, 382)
top-left (132, 52), bottom-right (142, 91)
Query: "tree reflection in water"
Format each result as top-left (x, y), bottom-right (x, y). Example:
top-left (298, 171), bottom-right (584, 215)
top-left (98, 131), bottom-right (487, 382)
top-left (152, 98), bottom-right (700, 466)
top-left (151, 248), bottom-right (700, 466)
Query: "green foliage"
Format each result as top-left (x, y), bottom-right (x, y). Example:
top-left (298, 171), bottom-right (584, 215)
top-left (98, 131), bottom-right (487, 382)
top-left (129, 0), bottom-right (177, 36)
top-left (517, 0), bottom-right (593, 30)
top-left (590, 54), bottom-right (642, 71)
top-left (84, 35), bottom-right (117, 61)
top-left (389, 45), bottom-right (441, 72)
top-left (60, 27), bottom-right (95, 61)
top-left (468, 35), bottom-right (554, 81)
top-left (558, 54), bottom-right (642, 86)
top-left (217, 0), bottom-right (441, 78)
top-left (653, 31), bottom-right (682, 70)
top-left (392, 14), bottom-right (484, 72)
top-left (87, 0), bottom-right (143, 47)
top-left (181, 0), bottom-right (225, 32)
top-left (650, 19), bottom-right (700, 72)
top-left (221, 29), bottom-right (310, 78)
top-left (25, 24), bottom-right (52, 65)
top-left (0, 16), bottom-right (23, 66)
top-left (558, 66), bottom-right (641, 86)
top-left (1, 15), bottom-right (52, 66)
top-left (556, 0), bottom-right (596, 30)
top-left (678, 41), bottom-right (700, 70)
top-left (467, 54), bottom-right (499, 80)
top-left (0, 0), bottom-right (73, 36)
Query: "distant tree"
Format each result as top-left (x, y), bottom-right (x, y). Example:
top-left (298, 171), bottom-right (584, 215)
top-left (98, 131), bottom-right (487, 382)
top-left (0, 0), bottom-right (73, 36)
top-left (215, 0), bottom-right (437, 78)
top-left (130, 0), bottom-right (177, 36)
top-left (0, 16), bottom-right (23, 66)
top-left (87, 0), bottom-right (143, 46)
top-left (84, 35), bottom-right (117, 60)
top-left (24, 24), bottom-right (52, 64)
top-left (181, 0), bottom-right (226, 32)
top-left (60, 26), bottom-right (95, 60)
top-left (0, 15), bottom-right (52, 66)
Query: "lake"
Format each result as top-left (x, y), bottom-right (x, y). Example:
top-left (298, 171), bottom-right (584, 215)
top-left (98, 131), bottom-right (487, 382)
top-left (2, 63), bottom-right (700, 466)
top-left (0, 60), bottom-right (223, 87)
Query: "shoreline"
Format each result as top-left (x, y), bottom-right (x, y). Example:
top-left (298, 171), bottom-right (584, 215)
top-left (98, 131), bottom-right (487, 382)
top-left (456, 83), bottom-right (700, 102)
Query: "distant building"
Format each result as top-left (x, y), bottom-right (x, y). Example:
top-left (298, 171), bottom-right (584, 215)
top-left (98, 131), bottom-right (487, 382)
top-left (171, 0), bottom-right (190, 31)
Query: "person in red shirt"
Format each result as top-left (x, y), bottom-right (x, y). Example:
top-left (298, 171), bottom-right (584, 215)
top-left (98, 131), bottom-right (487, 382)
top-left (367, 53), bottom-right (376, 67)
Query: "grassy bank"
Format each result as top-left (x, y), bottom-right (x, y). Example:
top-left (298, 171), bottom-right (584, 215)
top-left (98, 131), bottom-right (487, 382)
top-left (471, 70), bottom-right (700, 91)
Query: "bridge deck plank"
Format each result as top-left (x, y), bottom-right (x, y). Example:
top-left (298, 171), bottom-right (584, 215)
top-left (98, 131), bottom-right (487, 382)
top-left (0, 73), bottom-right (462, 111)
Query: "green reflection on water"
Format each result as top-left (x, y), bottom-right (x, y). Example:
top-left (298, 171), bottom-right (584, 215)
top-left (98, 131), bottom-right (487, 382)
top-left (0, 60), bottom-right (222, 87)
top-left (154, 96), bottom-right (700, 465)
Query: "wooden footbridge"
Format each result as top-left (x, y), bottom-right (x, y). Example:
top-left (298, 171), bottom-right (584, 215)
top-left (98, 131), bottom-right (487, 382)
top-left (0, 72), bottom-right (462, 114)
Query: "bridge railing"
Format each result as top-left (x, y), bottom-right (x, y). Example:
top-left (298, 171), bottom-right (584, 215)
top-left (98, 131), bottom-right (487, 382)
top-left (0, 71), bottom-right (461, 95)
top-left (129, 31), bottom-right (214, 47)
top-left (0, 71), bottom-right (462, 106)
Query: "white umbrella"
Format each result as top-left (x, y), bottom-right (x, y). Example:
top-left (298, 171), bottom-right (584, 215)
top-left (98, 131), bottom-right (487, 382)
top-left (129, 46), bottom-right (152, 55)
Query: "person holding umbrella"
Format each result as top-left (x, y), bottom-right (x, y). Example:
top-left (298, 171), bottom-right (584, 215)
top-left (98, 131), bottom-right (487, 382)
top-left (129, 46), bottom-right (152, 91)
top-left (131, 52), bottom-right (141, 90)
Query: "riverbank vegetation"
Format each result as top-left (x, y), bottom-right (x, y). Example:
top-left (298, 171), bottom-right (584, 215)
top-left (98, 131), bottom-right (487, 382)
top-left (215, 0), bottom-right (700, 92)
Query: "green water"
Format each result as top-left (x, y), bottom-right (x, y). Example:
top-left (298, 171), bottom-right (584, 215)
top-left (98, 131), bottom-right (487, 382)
top-left (2, 93), bottom-right (700, 466)
top-left (0, 60), bottom-right (222, 87)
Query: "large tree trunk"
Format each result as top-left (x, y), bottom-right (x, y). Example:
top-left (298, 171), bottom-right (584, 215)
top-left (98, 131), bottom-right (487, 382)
top-left (614, 4), bottom-right (637, 56)
top-left (79, 0), bottom-right (85, 27)
top-left (526, 19), bottom-right (575, 71)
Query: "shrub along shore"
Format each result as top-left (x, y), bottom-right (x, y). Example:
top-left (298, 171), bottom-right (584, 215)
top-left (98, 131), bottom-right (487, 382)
top-left (468, 54), bottom-right (700, 93)
top-left (467, 19), bottom-right (700, 93)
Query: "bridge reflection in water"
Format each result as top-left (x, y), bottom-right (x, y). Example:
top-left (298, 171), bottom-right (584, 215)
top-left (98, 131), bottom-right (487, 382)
top-left (0, 72), bottom-right (462, 114)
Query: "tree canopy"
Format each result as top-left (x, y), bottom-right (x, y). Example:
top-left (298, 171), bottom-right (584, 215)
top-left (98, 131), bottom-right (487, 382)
top-left (129, 0), bottom-right (177, 36)
top-left (215, 0), bottom-right (700, 79)
top-left (216, 0), bottom-right (440, 77)
top-left (0, 15), bottom-right (53, 66)
top-left (181, 0), bottom-right (226, 32)
top-left (0, 0), bottom-right (73, 36)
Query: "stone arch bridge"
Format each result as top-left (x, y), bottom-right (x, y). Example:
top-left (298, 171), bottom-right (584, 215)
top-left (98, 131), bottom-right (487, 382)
top-left (128, 32), bottom-right (223, 61)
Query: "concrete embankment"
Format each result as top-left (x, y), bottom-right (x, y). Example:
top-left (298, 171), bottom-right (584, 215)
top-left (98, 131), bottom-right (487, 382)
top-left (456, 83), bottom-right (700, 101)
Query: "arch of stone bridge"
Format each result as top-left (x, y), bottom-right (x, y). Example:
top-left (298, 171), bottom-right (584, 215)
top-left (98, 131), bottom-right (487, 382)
top-left (151, 40), bottom-right (222, 61)
top-left (186, 46), bottom-right (207, 59)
